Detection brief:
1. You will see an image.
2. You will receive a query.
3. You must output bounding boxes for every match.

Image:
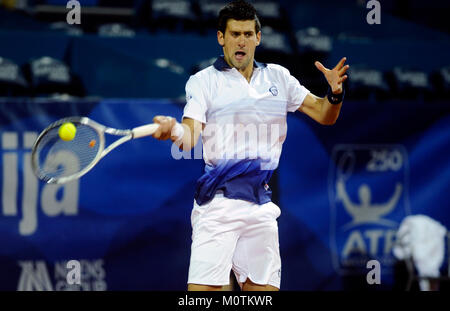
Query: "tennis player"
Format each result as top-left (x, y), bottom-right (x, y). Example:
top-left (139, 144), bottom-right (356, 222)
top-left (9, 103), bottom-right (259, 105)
top-left (152, 0), bottom-right (349, 291)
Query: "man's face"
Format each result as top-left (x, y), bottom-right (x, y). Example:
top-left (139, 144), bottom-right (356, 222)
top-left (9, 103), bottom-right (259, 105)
top-left (217, 19), bottom-right (261, 72)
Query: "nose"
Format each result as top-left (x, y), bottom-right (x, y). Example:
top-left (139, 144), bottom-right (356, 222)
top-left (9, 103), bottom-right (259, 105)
top-left (237, 34), bottom-right (246, 47)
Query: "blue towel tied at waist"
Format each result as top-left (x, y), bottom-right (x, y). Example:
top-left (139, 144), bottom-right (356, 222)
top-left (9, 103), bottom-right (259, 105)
top-left (194, 159), bottom-right (274, 205)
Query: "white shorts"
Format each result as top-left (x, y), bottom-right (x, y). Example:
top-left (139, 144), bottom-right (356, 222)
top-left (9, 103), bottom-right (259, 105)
top-left (187, 191), bottom-right (282, 289)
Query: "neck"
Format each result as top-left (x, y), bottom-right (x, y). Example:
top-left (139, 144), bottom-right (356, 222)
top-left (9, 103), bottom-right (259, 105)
top-left (223, 55), bottom-right (254, 83)
top-left (239, 64), bottom-right (254, 83)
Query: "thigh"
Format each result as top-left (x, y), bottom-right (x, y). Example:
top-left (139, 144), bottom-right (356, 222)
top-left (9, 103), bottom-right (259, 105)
top-left (188, 197), bottom-right (241, 286)
top-left (188, 284), bottom-right (224, 291)
top-left (232, 201), bottom-right (282, 289)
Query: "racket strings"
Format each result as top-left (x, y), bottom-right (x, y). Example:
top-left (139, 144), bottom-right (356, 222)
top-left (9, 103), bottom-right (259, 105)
top-left (34, 124), bottom-right (101, 180)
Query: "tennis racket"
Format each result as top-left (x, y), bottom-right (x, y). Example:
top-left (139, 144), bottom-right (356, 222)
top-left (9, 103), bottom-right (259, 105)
top-left (31, 116), bottom-right (159, 184)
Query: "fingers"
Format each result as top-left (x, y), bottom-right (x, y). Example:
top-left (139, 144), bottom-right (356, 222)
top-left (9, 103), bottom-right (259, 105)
top-left (330, 75), bottom-right (347, 92)
top-left (334, 57), bottom-right (347, 70)
top-left (152, 115), bottom-right (176, 140)
top-left (339, 75), bottom-right (348, 84)
top-left (314, 61), bottom-right (327, 74)
top-left (339, 64), bottom-right (350, 76)
top-left (316, 58), bottom-right (349, 77)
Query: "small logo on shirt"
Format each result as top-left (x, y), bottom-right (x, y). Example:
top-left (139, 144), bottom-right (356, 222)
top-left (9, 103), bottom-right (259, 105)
top-left (186, 94), bottom-right (193, 102)
top-left (264, 183), bottom-right (270, 191)
top-left (269, 86), bottom-right (278, 96)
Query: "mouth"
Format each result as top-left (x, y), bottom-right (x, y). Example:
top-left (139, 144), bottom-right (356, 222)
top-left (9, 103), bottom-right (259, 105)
top-left (234, 51), bottom-right (246, 61)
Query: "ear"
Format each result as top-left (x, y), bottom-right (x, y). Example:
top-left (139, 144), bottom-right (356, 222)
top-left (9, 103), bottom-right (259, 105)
top-left (256, 31), bottom-right (261, 46)
top-left (217, 30), bottom-right (225, 47)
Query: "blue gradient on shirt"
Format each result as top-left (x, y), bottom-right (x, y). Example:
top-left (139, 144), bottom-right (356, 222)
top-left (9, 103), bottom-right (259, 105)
top-left (194, 159), bottom-right (274, 205)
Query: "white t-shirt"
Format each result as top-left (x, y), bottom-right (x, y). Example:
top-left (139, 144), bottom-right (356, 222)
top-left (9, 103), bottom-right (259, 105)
top-left (183, 56), bottom-right (310, 205)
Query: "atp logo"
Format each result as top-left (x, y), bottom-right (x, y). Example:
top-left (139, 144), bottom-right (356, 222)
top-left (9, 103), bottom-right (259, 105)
top-left (337, 179), bottom-right (402, 230)
top-left (329, 144), bottom-right (411, 274)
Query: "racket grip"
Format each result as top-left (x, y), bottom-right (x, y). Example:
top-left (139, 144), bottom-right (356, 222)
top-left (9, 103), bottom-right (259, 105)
top-left (132, 124), bottom-right (160, 139)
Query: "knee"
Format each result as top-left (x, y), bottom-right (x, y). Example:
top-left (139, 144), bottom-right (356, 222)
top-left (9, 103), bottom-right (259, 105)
top-left (242, 279), bottom-right (279, 291)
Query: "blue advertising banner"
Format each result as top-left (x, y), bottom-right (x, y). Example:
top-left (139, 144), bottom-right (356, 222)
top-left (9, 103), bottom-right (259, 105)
top-left (0, 99), bottom-right (203, 290)
top-left (278, 100), bottom-right (450, 290)
top-left (0, 98), bottom-right (449, 290)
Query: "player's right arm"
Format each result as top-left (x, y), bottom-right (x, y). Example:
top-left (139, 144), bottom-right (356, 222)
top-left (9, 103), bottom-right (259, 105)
top-left (176, 117), bottom-right (203, 151)
top-left (152, 74), bottom-right (207, 150)
top-left (152, 116), bottom-right (203, 151)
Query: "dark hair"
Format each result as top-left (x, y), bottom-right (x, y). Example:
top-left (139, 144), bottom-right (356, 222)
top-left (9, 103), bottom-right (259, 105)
top-left (218, 0), bottom-right (261, 35)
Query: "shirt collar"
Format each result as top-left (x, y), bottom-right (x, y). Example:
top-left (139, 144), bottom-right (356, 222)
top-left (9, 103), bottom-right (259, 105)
top-left (213, 55), bottom-right (267, 71)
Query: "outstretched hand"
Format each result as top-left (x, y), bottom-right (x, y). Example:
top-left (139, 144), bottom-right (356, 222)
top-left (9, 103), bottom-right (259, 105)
top-left (315, 57), bottom-right (349, 94)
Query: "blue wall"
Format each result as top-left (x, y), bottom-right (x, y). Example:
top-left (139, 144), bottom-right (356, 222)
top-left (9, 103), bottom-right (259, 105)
top-left (0, 98), bottom-right (448, 290)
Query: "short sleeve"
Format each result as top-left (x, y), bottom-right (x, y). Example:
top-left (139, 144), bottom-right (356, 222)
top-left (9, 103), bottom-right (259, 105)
top-left (282, 68), bottom-right (310, 112)
top-left (182, 75), bottom-right (208, 124)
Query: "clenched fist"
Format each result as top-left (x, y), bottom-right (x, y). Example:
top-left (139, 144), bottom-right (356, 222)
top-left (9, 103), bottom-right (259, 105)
top-left (152, 116), bottom-right (176, 140)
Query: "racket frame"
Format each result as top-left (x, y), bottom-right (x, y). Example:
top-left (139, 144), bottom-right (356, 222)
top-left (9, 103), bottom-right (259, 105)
top-left (32, 116), bottom-right (135, 184)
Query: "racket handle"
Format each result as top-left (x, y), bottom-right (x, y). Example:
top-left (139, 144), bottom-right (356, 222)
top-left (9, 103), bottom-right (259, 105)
top-left (132, 124), bottom-right (160, 139)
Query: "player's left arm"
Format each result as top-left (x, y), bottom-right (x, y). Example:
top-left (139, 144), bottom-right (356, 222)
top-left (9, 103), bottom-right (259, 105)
top-left (298, 57), bottom-right (349, 125)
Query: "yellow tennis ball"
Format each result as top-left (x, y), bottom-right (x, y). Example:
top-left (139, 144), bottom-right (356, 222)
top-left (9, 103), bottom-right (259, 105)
top-left (58, 122), bottom-right (76, 141)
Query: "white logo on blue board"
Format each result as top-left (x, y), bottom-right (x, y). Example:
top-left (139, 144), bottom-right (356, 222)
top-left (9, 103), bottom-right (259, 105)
top-left (17, 259), bottom-right (107, 291)
top-left (1, 131), bottom-right (79, 236)
top-left (337, 179), bottom-right (402, 230)
top-left (269, 86), bottom-right (278, 96)
top-left (329, 145), bottom-right (411, 275)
